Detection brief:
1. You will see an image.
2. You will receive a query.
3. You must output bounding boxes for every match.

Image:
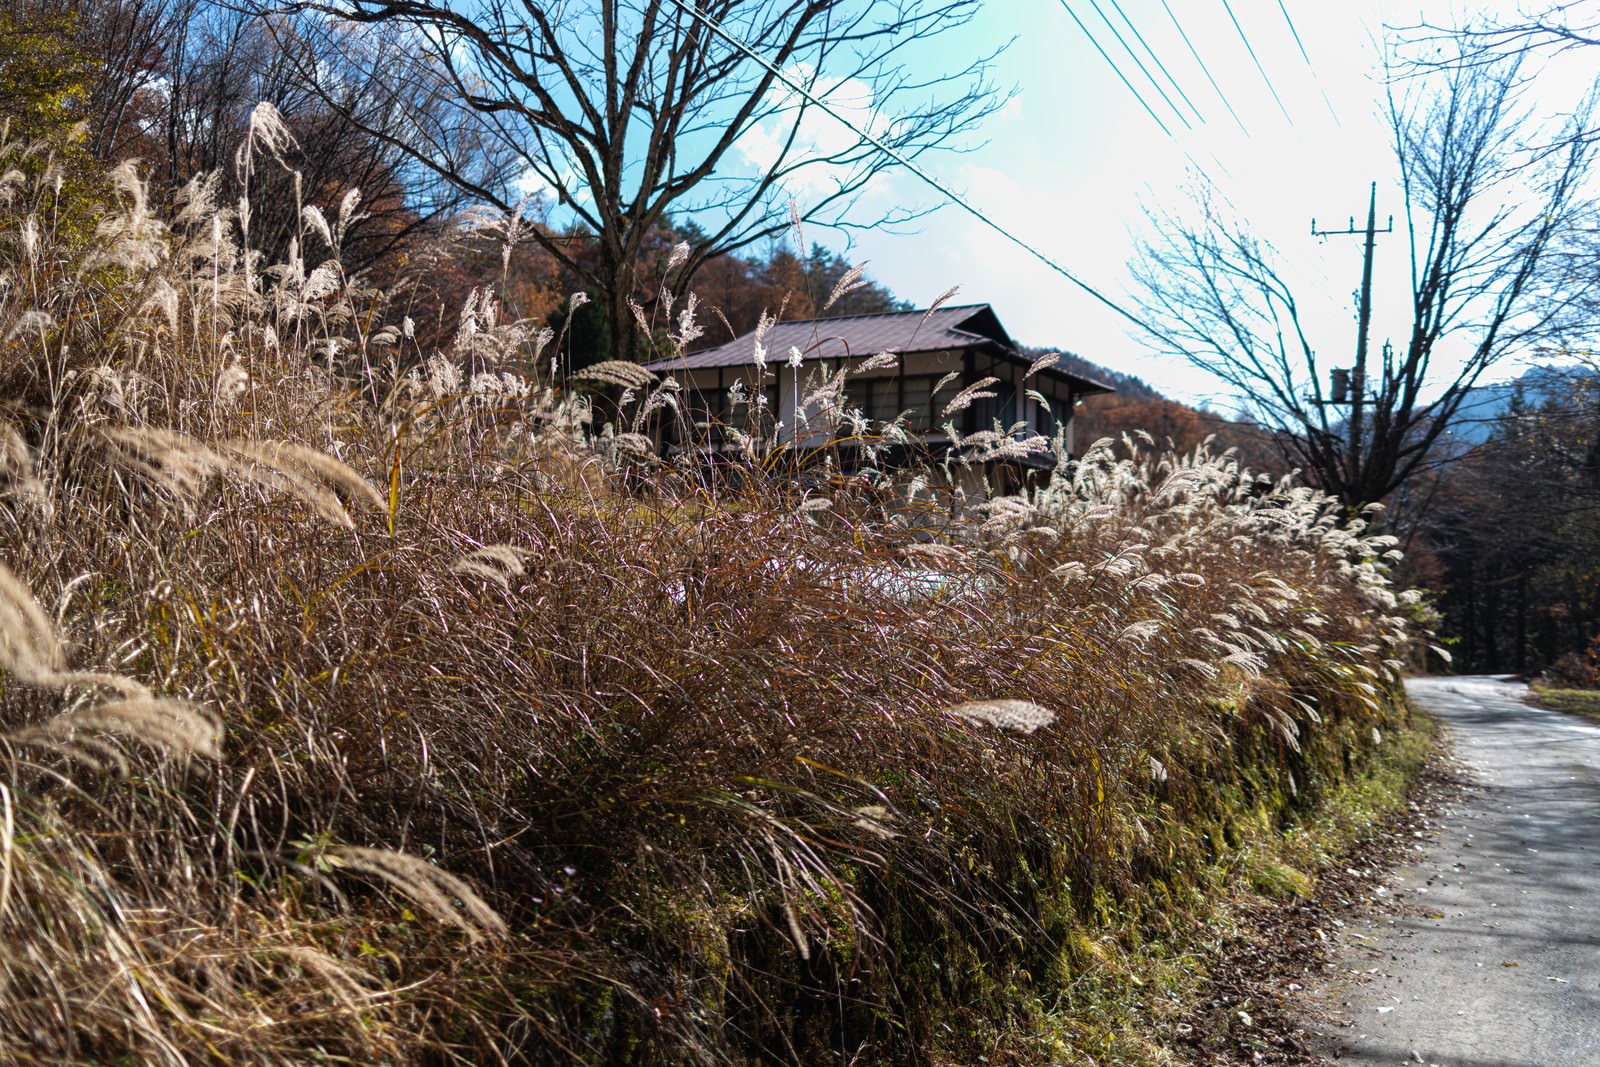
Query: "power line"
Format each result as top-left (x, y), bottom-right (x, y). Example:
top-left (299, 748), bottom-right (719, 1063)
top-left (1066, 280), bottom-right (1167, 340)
top-left (1083, 0), bottom-right (1192, 129)
top-left (1057, 0), bottom-right (1175, 138)
top-left (1277, 0), bottom-right (1313, 65)
top-left (1157, 0), bottom-right (1249, 136)
top-left (1275, 0), bottom-right (1343, 127)
top-left (658, 0), bottom-right (1183, 349)
top-left (1107, 0), bottom-right (1205, 125)
top-left (1219, 0), bottom-right (1293, 124)
top-left (1057, 0), bottom-right (1227, 191)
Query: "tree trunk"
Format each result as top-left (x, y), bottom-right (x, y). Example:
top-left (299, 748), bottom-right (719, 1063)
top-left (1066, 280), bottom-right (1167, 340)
top-left (1484, 564), bottom-right (1501, 671)
top-left (1516, 571), bottom-right (1528, 674)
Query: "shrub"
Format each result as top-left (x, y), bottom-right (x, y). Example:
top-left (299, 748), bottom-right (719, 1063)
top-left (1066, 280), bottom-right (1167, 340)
top-left (1544, 631), bottom-right (1600, 689)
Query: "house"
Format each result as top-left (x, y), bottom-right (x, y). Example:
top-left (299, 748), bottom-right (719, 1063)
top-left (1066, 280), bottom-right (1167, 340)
top-left (641, 303), bottom-right (1113, 491)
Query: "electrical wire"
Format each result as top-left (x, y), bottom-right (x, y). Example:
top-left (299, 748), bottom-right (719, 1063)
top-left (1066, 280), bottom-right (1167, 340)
top-left (1158, 0), bottom-right (1249, 136)
top-left (1277, 0), bottom-right (1313, 65)
top-left (1276, 0), bottom-right (1343, 127)
top-left (1057, 0), bottom-right (1175, 137)
top-left (1107, 0), bottom-right (1205, 125)
top-left (1058, 0), bottom-right (1225, 192)
top-left (657, 0), bottom-right (1184, 348)
top-left (1064, 0), bottom-right (1225, 189)
top-left (1219, 0), bottom-right (1293, 124)
top-left (1084, 0), bottom-right (1192, 129)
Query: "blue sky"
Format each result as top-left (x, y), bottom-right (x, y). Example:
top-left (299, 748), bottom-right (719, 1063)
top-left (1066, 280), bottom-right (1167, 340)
top-left (788, 0), bottom-right (1594, 408)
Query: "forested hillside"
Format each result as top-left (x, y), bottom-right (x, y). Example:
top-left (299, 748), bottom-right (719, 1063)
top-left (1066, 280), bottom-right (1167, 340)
top-left (1404, 366), bottom-right (1600, 677)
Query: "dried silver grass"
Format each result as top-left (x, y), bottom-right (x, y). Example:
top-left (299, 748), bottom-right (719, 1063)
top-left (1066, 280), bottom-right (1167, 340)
top-left (1024, 351), bottom-right (1060, 379)
top-left (824, 262), bottom-right (869, 310)
top-left (608, 432), bottom-right (657, 456)
top-left (0, 562), bottom-right (66, 686)
top-left (450, 544), bottom-right (529, 590)
top-left (929, 370), bottom-right (962, 401)
top-left (571, 360), bottom-right (658, 390)
top-left (901, 542), bottom-right (964, 562)
top-left (326, 846), bottom-right (508, 941)
top-left (103, 430), bottom-right (387, 529)
top-left (919, 286), bottom-right (960, 328)
top-left (965, 432), bottom-right (1052, 464)
top-left (940, 377), bottom-right (999, 419)
top-left (1118, 619), bottom-right (1163, 644)
top-left (225, 440), bottom-right (386, 517)
top-left (855, 351), bottom-right (899, 373)
top-left (102, 426), bottom-right (226, 500)
top-left (852, 805), bottom-right (898, 840)
top-left (237, 101), bottom-right (294, 173)
top-left (943, 699), bottom-right (1055, 734)
top-left (269, 945), bottom-right (380, 1004)
top-left (30, 696), bottom-right (223, 762)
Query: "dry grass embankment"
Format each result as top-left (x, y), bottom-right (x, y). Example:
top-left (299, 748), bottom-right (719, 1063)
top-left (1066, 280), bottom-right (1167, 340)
top-left (0, 116), bottom-right (1424, 1064)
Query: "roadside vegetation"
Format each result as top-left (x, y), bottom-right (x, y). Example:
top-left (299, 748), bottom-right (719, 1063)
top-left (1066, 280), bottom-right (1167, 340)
top-left (1527, 687), bottom-right (1600, 722)
top-left (1521, 627), bottom-right (1600, 720)
top-left (0, 111), bottom-right (1437, 1065)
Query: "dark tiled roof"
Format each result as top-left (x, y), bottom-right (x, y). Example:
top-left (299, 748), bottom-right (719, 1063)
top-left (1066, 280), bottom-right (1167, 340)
top-left (644, 303), bottom-right (1113, 394)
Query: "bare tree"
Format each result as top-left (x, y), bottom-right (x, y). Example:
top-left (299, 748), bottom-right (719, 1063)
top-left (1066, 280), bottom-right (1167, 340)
top-left (0, 0), bottom-right (481, 272)
top-left (155, 5), bottom-right (487, 272)
top-left (2, 0), bottom-right (196, 161)
top-left (270, 0), bottom-right (1006, 359)
top-left (1132, 54), bottom-right (1597, 511)
top-left (1409, 3), bottom-right (1600, 350)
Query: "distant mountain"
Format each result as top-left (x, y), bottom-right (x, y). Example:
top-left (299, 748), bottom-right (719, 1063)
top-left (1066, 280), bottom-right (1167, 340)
top-left (1449, 365), bottom-right (1596, 444)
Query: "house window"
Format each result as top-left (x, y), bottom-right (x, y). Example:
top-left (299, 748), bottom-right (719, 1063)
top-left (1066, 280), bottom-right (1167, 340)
top-left (843, 378), bottom-right (902, 426)
top-left (899, 376), bottom-right (936, 431)
top-left (659, 385), bottom-right (729, 446)
top-left (685, 386), bottom-right (726, 428)
top-left (842, 375), bottom-right (949, 431)
top-left (1046, 392), bottom-right (1073, 429)
top-left (972, 378), bottom-right (1018, 430)
top-left (724, 380), bottom-right (774, 426)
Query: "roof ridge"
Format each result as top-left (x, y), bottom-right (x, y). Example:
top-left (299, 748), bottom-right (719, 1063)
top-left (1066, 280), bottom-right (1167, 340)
top-left (738, 302), bottom-right (989, 329)
top-left (683, 303), bottom-right (992, 356)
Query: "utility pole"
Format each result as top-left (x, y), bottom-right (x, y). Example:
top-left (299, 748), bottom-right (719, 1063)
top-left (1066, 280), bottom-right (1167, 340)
top-left (1312, 182), bottom-right (1392, 485)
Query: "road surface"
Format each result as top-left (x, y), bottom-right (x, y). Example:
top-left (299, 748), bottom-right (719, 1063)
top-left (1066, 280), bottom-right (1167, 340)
top-left (1309, 676), bottom-right (1600, 1067)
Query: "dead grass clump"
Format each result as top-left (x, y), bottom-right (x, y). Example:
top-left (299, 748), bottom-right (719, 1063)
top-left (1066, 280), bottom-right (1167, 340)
top-left (0, 124), bottom-right (1423, 1064)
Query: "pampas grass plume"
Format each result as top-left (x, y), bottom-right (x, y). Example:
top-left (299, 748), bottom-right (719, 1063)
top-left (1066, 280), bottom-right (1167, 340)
top-left (944, 699), bottom-right (1055, 734)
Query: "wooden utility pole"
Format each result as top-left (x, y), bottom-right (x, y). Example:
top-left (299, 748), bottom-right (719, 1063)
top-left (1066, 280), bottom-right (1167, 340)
top-left (1312, 183), bottom-right (1392, 480)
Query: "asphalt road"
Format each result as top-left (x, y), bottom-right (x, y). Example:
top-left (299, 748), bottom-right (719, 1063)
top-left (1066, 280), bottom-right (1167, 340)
top-left (1309, 676), bottom-right (1600, 1067)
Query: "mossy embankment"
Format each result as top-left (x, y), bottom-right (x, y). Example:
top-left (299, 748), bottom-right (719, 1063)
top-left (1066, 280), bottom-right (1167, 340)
top-left (992, 690), bottom-right (1437, 1065)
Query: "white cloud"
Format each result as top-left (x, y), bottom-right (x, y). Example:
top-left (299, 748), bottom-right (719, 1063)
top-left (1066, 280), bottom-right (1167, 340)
top-left (733, 64), bottom-right (897, 201)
